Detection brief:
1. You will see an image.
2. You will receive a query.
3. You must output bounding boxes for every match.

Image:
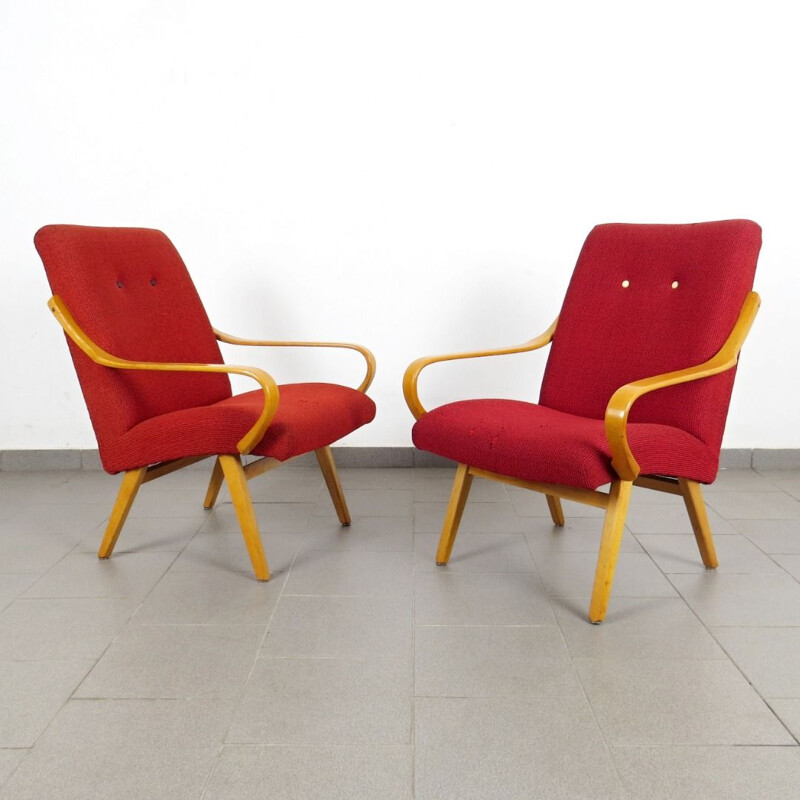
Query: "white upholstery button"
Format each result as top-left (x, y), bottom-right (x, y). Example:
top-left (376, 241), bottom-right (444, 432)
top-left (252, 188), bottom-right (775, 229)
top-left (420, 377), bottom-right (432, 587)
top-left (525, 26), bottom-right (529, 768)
top-left (621, 280), bottom-right (630, 288)
top-left (671, 280), bottom-right (679, 289)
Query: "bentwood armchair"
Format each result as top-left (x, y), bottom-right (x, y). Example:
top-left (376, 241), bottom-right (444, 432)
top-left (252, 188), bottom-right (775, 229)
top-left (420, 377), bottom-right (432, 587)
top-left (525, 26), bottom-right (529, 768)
top-left (35, 225), bottom-right (376, 580)
top-left (404, 220), bottom-right (761, 622)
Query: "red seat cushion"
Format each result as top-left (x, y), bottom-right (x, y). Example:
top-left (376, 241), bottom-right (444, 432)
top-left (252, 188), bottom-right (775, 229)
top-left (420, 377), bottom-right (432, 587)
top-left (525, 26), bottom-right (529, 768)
top-left (412, 399), bottom-right (719, 490)
top-left (99, 383), bottom-right (376, 473)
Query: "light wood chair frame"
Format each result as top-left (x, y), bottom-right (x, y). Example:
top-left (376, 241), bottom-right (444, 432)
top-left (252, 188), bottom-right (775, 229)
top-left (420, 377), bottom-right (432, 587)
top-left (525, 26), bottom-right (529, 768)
top-left (48, 295), bottom-right (376, 581)
top-left (403, 291), bottom-right (760, 622)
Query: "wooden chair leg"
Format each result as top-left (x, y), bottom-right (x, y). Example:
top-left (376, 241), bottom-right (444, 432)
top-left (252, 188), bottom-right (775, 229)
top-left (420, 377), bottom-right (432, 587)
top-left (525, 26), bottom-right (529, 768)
top-left (546, 494), bottom-right (565, 526)
top-left (678, 478), bottom-right (718, 569)
top-left (436, 463), bottom-right (473, 565)
top-left (589, 480), bottom-right (633, 624)
top-left (98, 467), bottom-right (147, 558)
top-left (315, 446), bottom-right (350, 526)
top-left (204, 457), bottom-right (225, 509)
top-left (219, 454), bottom-right (270, 581)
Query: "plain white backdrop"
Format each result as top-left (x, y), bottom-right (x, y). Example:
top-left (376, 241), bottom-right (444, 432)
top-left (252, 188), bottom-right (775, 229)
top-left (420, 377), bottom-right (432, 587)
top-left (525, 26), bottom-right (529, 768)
top-left (1, 1), bottom-right (797, 451)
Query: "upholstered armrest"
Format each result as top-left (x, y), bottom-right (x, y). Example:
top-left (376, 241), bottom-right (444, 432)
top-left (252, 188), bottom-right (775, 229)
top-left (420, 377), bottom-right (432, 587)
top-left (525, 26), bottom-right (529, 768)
top-left (48, 296), bottom-right (280, 454)
top-left (402, 318), bottom-right (559, 420)
top-left (605, 291), bottom-right (761, 481)
top-left (213, 329), bottom-right (376, 394)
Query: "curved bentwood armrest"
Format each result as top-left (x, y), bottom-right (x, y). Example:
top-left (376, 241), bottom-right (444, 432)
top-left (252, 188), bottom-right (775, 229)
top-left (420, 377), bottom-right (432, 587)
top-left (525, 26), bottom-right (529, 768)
top-left (402, 318), bottom-right (560, 420)
top-left (605, 291), bottom-right (761, 481)
top-left (48, 296), bottom-right (281, 455)
top-left (213, 329), bottom-right (376, 394)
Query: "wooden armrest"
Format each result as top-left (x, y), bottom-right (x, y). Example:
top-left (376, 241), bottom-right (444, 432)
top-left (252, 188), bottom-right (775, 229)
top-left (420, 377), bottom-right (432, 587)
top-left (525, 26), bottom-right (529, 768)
top-left (402, 318), bottom-right (559, 420)
top-left (605, 291), bottom-right (761, 480)
top-left (213, 328), bottom-right (376, 393)
top-left (48, 296), bottom-right (280, 455)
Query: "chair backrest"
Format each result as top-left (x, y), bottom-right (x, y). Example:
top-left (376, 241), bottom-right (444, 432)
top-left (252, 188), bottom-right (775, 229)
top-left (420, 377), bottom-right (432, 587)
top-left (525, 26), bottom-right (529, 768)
top-left (35, 225), bottom-right (232, 454)
top-left (539, 220), bottom-right (761, 453)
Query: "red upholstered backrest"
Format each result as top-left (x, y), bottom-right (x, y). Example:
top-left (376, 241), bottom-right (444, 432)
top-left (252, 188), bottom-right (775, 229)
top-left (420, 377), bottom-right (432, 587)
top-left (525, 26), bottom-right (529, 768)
top-left (539, 220), bottom-right (761, 453)
top-left (35, 225), bottom-right (232, 453)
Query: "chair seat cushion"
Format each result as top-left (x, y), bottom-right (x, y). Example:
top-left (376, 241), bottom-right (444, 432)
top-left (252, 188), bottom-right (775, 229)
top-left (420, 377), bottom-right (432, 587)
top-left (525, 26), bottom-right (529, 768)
top-left (412, 399), bottom-right (719, 489)
top-left (101, 383), bottom-right (376, 473)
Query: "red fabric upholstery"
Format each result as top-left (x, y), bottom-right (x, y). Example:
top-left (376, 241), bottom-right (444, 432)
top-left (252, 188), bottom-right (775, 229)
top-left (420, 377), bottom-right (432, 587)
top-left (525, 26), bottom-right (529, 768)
top-left (413, 221), bottom-right (760, 487)
top-left (413, 399), bottom-right (719, 490)
top-left (35, 226), bottom-right (376, 474)
top-left (540, 220), bottom-right (761, 453)
top-left (104, 383), bottom-right (376, 473)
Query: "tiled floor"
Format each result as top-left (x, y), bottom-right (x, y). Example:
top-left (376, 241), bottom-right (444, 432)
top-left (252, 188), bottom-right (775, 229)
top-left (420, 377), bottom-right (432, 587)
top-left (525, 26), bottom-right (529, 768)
top-left (1, 465), bottom-right (800, 798)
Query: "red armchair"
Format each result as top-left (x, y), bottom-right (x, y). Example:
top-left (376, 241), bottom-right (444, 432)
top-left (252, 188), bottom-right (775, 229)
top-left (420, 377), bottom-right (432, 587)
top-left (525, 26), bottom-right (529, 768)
top-left (404, 220), bottom-right (761, 622)
top-left (35, 225), bottom-right (376, 580)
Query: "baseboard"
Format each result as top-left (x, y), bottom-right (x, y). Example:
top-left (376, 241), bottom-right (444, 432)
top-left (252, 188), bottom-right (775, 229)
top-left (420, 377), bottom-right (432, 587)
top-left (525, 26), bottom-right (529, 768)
top-left (1, 447), bottom-right (799, 472)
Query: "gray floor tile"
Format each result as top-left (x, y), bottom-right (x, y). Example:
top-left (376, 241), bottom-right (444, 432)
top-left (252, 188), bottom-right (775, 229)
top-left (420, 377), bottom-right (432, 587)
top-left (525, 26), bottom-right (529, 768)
top-left (204, 502), bottom-right (314, 533)
top-left (414, 532), bottom-right (536, 572)
top-left (509, 488), bottom-right (605, 518)
top-left (245, 472), bottom-right (323, 502)
top-left (415, 625), bottom-right (581, 698)
top-left (0, 698), bottom-right (235, 800)
top-left (669, 572), bottom-right (800, 626)
top-left (0, 534), bottom-right (76, 574)
top-left (0, 575), bottom-right (38, 613)
top-left (769, 699), bottom-right (800, 739)
top-left (0, 503), bottom-right (108, 539)
top-left (75, 516), bottom-right (203, 554)
top-left (414, 501), bottom-right (522, 533)
top-left (315, 488), bottom-right (413, 518)
top-left (523, 516), bottom-right (642, 553)
top-left (262, 595), bottom-right (412, 658)
top-left (0, 660), bottom-right (93, 747)
top-left (705, 490), bottom-right (800, 520)
top-left (203, 744), bottom-right (413, 800)
top-left (415, 697), bottom-right (621, 800)
top-left (124, 488), bottom-right (212, 519)
top-left (303, 515), bottom-right (413, 551)
top-left (0, 750), bottom-right (24, 789)
top-left (414, 572), bottom-right (555, 626)
top-left (773, 553), bottom-right (800, 580)
top-left (170, 532), bottom-right (299, 577)
top-left (576, 658), bottom-right (794, 745)
top-left (636, 533), bottom-right (784, 574)
top-left (0, 597), bottom-right (140, 660)
top-left (75, 623), bottom-right (264, 699)
top-left (227, 657), bottom-right (411, 744)
top-left (612, 745), bottom-right (800, 800)
top-left (284, 550), bottom-right (412, 597)
top-left (704, 468), bottom-right (783, 492)
top-left (533, 552), bottom-right (678, 598)
top-left (625, 502), bottom-right (737, 534)
top-left (731, 518), bottom-right (800, 553)
top-left (22, 552), bottom-right (175, 599)
top-left (711, 627), bottom-right (800, 698)
top-left (133, 570), bottom-right (286, 625)
top-left (339, 467), bottom-right (414, 490)
top-left (553, 597), bottom-right (726, 660)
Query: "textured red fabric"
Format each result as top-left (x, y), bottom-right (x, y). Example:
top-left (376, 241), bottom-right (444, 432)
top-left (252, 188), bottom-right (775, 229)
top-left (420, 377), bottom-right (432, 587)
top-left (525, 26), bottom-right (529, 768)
top-left (413, 221), bottom-right (760, 487)
top-left (34, 226), bottom-right (376, 474)
top-left (413, 399), bottom-right (719, 490)
top-left (540, 220), bottom-right (761, 452)
top-left (103, 383), bottom-right (376, 473)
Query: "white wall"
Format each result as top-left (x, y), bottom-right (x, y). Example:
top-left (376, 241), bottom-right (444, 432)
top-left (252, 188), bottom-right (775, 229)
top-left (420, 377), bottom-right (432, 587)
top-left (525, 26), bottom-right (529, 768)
top-left (1, 0), bottom-right (797, 451)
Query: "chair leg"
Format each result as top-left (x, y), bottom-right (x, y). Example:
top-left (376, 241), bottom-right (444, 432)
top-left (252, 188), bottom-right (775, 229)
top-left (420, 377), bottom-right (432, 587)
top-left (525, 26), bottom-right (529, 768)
top-left (315, 446), bottom-right (351, 526)
top-left (219, 454), bottom-right (270, 581)
top-left (546, 494), bottom-right (565, 527)
top-left (204, 457), bottom-right (225, 509)
top-left (678, 478), bottom-right (718, 569)
top-left (98, 467), bottom-right (147, 558)
top-left (436, 463), bottom-right (474, 565)
top-left (589, 480), bottom-right (633, 624)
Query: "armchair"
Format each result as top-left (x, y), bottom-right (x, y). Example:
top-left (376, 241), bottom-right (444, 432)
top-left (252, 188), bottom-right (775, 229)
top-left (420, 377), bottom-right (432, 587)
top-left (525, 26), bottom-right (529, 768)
top-left (35, 225), bottom-right (376, 580)
top-left (404, 220), bottom-right (761, 622)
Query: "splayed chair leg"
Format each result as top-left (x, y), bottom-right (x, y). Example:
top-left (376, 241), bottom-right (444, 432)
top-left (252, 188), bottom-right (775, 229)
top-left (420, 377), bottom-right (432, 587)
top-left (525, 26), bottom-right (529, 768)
top-left (436, 463), bottom-right (474, 565)
top-left (203, 456), bottom-right (225, 509)
top-left (679, 478), bottom-right (718, 569)
top-left (589, 480), bottom-right (633, 624)
top-left (98, 467), bottom-right (147, 558)
top-left (315, 446), bottom-right (351, 526)
top-left (546, 494), bottom-right (565, 526)
top-left (219, 454), bottom-right (270, 581)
